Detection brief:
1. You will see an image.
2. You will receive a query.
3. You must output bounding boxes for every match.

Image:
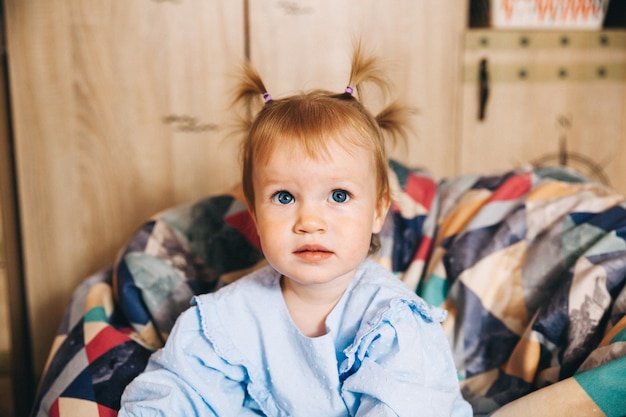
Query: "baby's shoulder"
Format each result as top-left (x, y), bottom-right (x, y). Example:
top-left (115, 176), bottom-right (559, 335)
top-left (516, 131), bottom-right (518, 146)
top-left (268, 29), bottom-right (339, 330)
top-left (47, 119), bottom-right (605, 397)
top-left (354, 259), bottom-right (447, 324)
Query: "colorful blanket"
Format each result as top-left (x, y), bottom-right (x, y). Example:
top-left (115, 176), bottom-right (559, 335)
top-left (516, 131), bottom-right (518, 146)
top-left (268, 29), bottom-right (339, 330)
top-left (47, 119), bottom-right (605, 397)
top-left (31, 161), bottom-right (626, 417)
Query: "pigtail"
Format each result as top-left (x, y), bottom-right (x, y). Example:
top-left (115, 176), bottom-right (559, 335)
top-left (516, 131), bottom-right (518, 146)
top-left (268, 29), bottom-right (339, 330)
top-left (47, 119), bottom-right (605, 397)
top-left (345, 41), bottom-right (392, 99)
top-left (230, 61), bottom-right (273, 140)
top-left (343, 43), bottom-right (415, 147)
top-left (375, 101), bottom-right (416, 146)
top-left (232, 61), bottom-right (271, 109)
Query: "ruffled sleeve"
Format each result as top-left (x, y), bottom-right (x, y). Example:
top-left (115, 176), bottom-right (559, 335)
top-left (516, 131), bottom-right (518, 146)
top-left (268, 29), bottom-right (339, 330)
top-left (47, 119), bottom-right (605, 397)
top-left (340, 299), bottom-right (472, 417)
top-left (118, 304), bottom-right (263, 417)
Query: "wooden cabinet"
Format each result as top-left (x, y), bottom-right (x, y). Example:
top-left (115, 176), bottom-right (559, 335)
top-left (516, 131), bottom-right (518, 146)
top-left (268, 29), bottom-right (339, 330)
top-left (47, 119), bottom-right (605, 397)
top-left (4, 0), bottom-right (246, 383)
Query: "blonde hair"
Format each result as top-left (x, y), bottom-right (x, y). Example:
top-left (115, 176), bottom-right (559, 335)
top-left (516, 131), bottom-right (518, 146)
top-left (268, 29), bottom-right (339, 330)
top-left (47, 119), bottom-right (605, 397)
top-left (233, 45), bottom-right (413, 252)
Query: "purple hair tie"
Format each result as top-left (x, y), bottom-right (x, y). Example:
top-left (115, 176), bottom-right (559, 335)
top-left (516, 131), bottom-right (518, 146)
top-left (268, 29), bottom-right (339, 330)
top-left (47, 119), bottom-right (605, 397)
top-left (262, 92), bottom-right (272, 103)
top-left (345, 85), bottom-right (354, 95)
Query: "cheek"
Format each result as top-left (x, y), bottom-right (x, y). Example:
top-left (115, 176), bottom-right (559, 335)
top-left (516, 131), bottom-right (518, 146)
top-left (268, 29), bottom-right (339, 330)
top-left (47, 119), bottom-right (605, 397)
top-left (255, 218), bottom-right (291, 270)
top-left (343, 212), bottom-right (380, 245)
top-left (254, 214), bottom-right (287, 246)
top-left (254, 216), bottom-right (272, 242)
top-left (255, 223), bottom-right (275, 257)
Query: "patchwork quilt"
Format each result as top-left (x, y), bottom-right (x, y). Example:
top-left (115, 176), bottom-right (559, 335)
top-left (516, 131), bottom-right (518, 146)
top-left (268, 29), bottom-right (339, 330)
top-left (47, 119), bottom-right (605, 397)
top-left (31, 161), bottom-right (626, 417)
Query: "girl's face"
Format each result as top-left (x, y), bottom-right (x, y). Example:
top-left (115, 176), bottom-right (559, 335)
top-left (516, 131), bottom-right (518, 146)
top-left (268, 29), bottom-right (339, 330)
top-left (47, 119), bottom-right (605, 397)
top-left (251, 139), bottom-right (389, 293)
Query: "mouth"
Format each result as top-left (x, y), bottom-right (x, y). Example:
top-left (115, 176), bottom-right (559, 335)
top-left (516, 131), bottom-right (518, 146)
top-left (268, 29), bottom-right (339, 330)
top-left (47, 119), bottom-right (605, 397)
top-left (293, 245), bottom-right (333, 262)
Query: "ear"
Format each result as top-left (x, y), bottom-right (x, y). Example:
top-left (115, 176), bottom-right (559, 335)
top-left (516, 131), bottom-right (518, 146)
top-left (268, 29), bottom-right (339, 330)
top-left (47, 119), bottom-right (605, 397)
top-left (372, 193), bottom-right (391, 234)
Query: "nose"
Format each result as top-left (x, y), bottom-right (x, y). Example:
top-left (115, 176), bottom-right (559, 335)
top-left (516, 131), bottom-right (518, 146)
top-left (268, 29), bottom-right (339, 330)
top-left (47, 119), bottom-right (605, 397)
top-left (294, 203), bottom-right (326, 234)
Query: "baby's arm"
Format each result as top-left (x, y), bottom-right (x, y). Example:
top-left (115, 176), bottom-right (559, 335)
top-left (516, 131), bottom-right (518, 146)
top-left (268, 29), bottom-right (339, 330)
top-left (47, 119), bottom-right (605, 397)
top-left (341, 301), bottom-right (472, 417)
top-left (118, 307), bottom-right (258, 417)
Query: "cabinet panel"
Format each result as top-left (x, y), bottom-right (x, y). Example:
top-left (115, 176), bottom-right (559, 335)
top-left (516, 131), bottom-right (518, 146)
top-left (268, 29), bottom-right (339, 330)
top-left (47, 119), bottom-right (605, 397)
top-left (5, 0), bottom-right (245, 376)
top-left (247, 0), bottom-right (467, 177)
top-left (460, 30), bottom-right (626, 193)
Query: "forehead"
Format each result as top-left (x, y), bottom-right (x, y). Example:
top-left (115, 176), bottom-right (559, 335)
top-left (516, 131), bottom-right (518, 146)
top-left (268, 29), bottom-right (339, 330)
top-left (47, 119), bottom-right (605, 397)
top-left (259, 134), bottom-right (376, 169)
top-left (288, 137), bottom-right (368, 159)
top-left (253, 140), bottom-right (376, 190)
top-left (255, 122), bottom-right (377, 160)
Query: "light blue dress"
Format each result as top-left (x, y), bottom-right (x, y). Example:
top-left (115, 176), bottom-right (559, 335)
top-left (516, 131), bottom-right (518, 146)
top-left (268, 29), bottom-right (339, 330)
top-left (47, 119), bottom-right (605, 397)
top-left (119, 259), bottom-right (472, 416)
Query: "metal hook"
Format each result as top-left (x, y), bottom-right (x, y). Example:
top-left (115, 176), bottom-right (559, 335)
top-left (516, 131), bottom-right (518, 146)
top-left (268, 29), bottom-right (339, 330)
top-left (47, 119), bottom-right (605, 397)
top-left (479, 58), bottom-right (489, 121)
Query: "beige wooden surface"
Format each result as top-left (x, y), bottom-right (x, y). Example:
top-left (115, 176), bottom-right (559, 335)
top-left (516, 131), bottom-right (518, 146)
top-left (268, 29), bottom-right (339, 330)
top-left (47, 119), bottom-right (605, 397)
top-left (5, 0), bottom-right (245, 377)
top-left (247, 0), bottom-right (468, 177)
top-left (460, 30), bottom-right (626, 193)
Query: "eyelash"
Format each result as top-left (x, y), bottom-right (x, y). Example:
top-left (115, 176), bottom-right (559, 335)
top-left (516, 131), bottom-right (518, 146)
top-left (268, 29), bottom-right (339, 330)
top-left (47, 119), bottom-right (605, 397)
top-left (270, 189), bottom-right (352, 205)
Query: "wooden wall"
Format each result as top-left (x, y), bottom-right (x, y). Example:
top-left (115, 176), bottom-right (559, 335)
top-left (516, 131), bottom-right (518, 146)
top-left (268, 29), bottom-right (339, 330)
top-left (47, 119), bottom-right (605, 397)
top-left (3, 0), bottom-right (625, 394)
top-left (460, 30), bottom-right (626, 189)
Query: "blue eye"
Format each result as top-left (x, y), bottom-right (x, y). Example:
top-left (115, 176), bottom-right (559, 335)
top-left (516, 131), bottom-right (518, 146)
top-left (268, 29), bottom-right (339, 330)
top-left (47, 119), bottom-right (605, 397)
top-left (330, 190), bottom-right (350, 203)
top-left (272, 191), bottom-right (294, 205)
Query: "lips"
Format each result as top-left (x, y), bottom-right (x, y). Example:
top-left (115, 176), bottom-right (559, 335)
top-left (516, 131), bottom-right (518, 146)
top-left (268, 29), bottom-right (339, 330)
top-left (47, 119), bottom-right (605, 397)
top-left (293, 245), bottom-right (333, 262)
